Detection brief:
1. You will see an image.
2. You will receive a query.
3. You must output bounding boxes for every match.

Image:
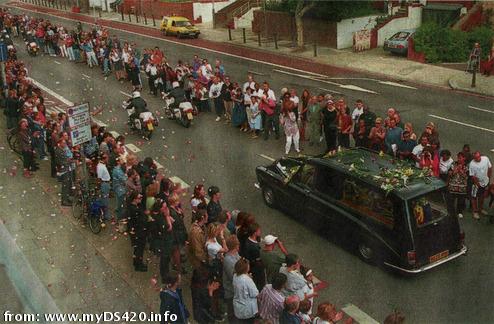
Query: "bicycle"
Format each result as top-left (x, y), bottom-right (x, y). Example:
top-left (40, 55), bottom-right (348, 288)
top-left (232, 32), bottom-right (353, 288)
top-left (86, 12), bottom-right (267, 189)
top-left (71, 179), bottom-right (106, 234)
top-left (7, 127), bottom-right (21, 155)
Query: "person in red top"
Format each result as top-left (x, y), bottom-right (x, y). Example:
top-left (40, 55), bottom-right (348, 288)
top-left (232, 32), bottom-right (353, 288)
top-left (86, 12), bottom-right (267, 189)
top-left (337, 105), bottom-right (352, 148)
top-left (259, 94), bottom-right (279, 140)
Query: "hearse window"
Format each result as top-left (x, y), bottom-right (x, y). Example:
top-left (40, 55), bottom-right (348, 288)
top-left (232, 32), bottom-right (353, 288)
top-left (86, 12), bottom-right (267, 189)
top-left (409, 190), bottom-right (447, 228)
top-left (340, 179), bottom-right (394, 228)
top-left (312, 166), bottom-right (344, 200)
top-left (292, 164), bottom-right (315, 187)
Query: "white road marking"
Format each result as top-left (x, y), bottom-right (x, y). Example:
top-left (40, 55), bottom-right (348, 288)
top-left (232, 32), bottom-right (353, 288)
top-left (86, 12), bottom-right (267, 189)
top-left (53, 106), bottom-right (65, 113)
top-left (125, 143), bottom-right (141, 153)
top-left (169, 176), bottom-right (190, 189)
top-left (109, 131), bottom-right (120, 138)
top-left (44, 100), bottom-right (55, 104)
top-left (273, 69), bottom-right (378, 94)
top-left (259, 154), bottom-right (276, 162)
top-left (339, 84), bottom-right (378, 94)
top-left (53, 60), bottom-right (61, 65)
top-left (468, 105), bottom-right (494, 114)
top-left (28, 78), bottom-right (74, 106)
top-left (429, 114), bottom-right (494, 134)
top-left (248, 70), bottom-right (266, 76)
top-left (341, 304), bottom-right (379, 324)
top-left (82, 73), bottom-right (91, 79)
top-left (318, 87), bottom-right (343, 94)
top-left (378, 80), bottom-right (417, 90)
top-left (120, 91), bottom-right (132, 97)
top-left (91, 117), bottom-right (107, 127)
top-left (154, 160), bottom-right (164, 169)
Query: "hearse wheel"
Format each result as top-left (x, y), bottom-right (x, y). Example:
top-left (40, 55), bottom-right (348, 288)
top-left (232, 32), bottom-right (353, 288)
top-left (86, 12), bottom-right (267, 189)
top-left (262, 186), bottom-right (276, 208)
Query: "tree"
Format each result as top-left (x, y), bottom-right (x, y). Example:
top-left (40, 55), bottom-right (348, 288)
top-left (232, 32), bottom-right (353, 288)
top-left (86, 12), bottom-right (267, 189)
top-left (294, 0), bottom-right (315, 48)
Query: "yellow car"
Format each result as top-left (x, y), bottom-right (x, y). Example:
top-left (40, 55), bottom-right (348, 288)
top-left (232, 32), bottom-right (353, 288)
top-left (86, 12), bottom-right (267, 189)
top-left (160, 16), bottom-right (200, 39)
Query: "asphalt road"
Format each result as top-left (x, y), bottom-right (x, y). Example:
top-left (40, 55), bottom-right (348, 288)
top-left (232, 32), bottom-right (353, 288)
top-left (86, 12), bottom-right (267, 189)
top-left (5, 5), bottom-right (494, 323)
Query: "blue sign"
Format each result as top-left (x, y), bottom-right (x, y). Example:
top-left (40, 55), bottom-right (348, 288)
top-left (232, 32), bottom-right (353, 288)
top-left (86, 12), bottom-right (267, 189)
top-left (0, 42), bottom-right (7, 62)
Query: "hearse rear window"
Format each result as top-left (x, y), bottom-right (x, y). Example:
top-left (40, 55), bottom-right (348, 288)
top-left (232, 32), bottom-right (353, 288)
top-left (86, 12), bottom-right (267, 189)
top-left (409, 191), bottom-right (448, 228)
top-left (391, 32), bottom-right (410, 41)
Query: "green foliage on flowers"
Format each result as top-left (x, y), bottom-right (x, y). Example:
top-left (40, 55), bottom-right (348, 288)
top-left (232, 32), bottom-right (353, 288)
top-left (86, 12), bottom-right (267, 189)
top-left (325, 149), bottom-right (433, 195)
top-left (414, 22), bottom-right (493, 63)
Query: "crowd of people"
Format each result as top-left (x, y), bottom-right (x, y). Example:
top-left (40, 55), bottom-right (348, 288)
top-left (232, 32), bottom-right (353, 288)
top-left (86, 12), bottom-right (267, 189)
top-left (3, 7), bottom-right (494, 324)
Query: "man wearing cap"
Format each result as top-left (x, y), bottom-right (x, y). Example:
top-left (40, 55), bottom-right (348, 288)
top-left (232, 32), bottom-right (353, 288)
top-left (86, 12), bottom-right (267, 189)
top-left (207, 186), bottom-right (222, 225)
top-left (260, 234), bottom-right (288, 284)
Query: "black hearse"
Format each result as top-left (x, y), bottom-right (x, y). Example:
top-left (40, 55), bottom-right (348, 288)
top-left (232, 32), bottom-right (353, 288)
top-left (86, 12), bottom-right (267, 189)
top-left (256, 148), bottom-right (467, 273)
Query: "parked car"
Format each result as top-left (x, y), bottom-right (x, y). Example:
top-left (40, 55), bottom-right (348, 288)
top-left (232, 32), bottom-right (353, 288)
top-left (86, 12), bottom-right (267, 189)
top-left (256, 148), bottom-right (467, 274)
top-left (160, 16), bottom-right (200, 39)
top-left (383, 29), bottom-right (416, 55)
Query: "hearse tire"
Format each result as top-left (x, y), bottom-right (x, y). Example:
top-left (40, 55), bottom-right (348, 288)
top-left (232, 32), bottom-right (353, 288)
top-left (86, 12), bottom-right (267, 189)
top-left (262, 186), bottom-right (276, 208)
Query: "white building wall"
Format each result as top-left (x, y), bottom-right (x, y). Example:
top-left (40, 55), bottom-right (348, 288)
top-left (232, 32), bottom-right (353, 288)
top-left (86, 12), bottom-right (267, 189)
top-left (233, 7), bottom-right (260, 29)
top-left (336, 15), bottom-right (379, 49)
top-left (377, 6), bottom-right (422, 46)
top-left (193, 0), bottom-right (236, 23)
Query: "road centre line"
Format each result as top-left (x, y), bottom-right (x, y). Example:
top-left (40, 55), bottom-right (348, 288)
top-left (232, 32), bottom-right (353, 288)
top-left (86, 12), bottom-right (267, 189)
top-left (429, 114), bottom-right (494, 134)
top-left (82, 73), bottom-right (91, 79)
top-left (341, 304), bottom-right (379, 324)
top-left (28, 78), bottom-right (74, 106)
top-left (273, 69), bottom-right (378, 94)
top-left (125, 143), bottom-right (141, 153)
top-left (468, 105), bottom-right (494, 114)
top-left (91, 117), bottom-right (107, 127)
top-left (318, 87), bottom-right (343, 94)
top-left (53, 60), bottom-right (61, 65)
top-left (248, 70), bottom-right (266, 76)
top-left (258, 154), bottom-right (276, 162)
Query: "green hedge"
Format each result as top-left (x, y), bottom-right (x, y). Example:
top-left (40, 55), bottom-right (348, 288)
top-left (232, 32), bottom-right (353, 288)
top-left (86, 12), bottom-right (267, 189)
top-left (414, 22), bottom-right (493, 63)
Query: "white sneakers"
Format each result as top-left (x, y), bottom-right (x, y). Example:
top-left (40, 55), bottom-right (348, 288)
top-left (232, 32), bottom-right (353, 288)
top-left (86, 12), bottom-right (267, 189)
top-left (458, 213), bottom-right (463, 219)
top-left (473, 212), bottom-right (480, 220)
top-left (215, 117), bottom-right (221, 122)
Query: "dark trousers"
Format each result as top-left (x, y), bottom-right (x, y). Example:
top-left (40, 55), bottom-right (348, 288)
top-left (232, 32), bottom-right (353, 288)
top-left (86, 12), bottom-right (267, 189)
top-left (214, 97), bottom-right (224, 117)
top-left (60, 171), bottom-right (72, 203)
top-left (263, 114), bottom-right (279, 140)
top-left (49, 150), bottom-right (57, 177)
top-left (21, 150), bottom-right (34, 170)
top-left (160, 253), bottom-right (171, 282)
top-left (148, 75), bottom-right (157, 95)
top-left (448, 193), bottom-right (466, 215)
top-left (324, 127), bottom-right (338, 151)
top-left (131, 234), bottom-right (146, 265)
top-left (338, 133), bottom-right (350, 148)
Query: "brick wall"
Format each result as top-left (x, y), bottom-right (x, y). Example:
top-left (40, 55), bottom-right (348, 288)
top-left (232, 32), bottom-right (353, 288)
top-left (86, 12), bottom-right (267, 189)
top-left (252, 10), bottom-right (337, 47)
top-left (121, 0), bottom-right (194, 21)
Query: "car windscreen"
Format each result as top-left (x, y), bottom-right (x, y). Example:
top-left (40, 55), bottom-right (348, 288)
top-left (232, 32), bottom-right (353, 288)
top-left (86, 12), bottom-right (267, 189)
top-left (175, 21), bottom-right (192, 27)
top-left (409, 190), bottom-right (448, 228)
top-left (390, 32), bottom-right (410, 41)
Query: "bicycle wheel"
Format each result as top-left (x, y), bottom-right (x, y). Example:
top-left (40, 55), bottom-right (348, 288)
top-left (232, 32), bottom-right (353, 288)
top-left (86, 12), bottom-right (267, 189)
top-left (7, 132), bottom-right (21, 155)
top-left (89, 211), bottom-right (103, 234)
top-left (71, 195), bottom-right (86, 219)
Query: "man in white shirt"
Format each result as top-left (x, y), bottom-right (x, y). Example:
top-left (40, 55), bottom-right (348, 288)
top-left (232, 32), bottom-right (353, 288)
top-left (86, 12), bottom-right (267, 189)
top-left (145, 62), bottom-right (158, 95)
top-left (289, 89), bottom-right (300, 118)
top-left (469, 151), bottom-right (492, 219)
top-left (412, 136), bottom-right (429, 168)
top-left (351, 99), bottom-right (365, 124)
top-left (257, 82), bottom-right (276, 101)
top-left (242, 74), bottom-right (256, 94)
top-left (97, 154), bottom-right (112, 221)
top-left (209, 77), bottom-right (224, 121)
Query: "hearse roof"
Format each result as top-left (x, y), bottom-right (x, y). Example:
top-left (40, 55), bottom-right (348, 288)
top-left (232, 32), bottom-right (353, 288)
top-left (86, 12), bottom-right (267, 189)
top-left (308, 148), bottom-right (445, 200)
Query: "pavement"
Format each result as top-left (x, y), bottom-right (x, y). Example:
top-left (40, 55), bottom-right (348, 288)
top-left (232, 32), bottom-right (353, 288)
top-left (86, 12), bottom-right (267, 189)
top-left (2, 2), bottom-right (494, 324)
top-left (11, 0), bottom-right (494, 97)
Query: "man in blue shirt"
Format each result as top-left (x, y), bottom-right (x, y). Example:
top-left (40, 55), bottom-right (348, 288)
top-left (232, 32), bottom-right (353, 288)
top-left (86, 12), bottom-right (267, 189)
top-left (397, 131), bottom-right (417, 162)
top-left (384, 118), bottom-right (403, 156)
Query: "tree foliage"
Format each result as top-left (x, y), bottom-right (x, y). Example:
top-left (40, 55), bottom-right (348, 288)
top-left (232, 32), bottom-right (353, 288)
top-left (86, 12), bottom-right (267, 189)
top-left (264, 0), bottom-right (381, 21)
top-left (414, 22), bottom-right (493, 63)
